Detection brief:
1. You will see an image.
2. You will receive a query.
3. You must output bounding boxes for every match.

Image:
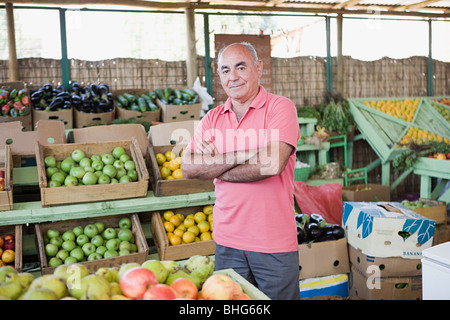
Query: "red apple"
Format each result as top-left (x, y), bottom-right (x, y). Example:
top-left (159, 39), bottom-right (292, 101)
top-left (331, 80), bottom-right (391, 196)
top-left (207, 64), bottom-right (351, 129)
top-left (170, 277), bottom-right (198, 299)
top-left (119, 267), bottom-right (158, 299)
top-left (201, 274), bottom-right (243, 300)
top-left (142, 284), bottom-right (177, 300)
top-left (2, 235), bottom-right (14, 251)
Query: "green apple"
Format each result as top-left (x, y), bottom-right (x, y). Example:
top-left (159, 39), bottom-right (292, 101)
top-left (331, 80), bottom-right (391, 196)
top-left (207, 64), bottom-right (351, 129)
top-left (91, 154), bottom-right (101, 162)
top-left (44, 155), bottom-right (57, 168)
top-left (102, 164), bottom-right (117, 179)
top-left (46, 166), bottom-right (59, 179)
top-left (105, 239), bottom-right (119, 251)
top-left (102, 227), bottom-right (116, 240)
top-left (82, 242), bottom-right (96, 256)
top-left (103, 250), bottom-right (119, 259)
top-left (119, 175), bottom-right (131, 183)
top-left (50, 236), bottom-right (63, 247)
top-left (94, 222), bottom-right (105, 234)
top-left (97, 174), bottom-right (111, 185)
top-left (47, 229), bottom-right (60, 239)
top-left (119, 249), bottom-right (130, 256)
top-left (96, 245), bottom-right (107, 256)
top-left (92, 160), bottom-right (104, 171)
top-left (49, 180), bottom-right (62, 188)
top-left (61, 157), bottom-right (75, 173)
top-left (112, 147), bottom-right (126, 159)
top-left (70, 166), bottom-right (86, 179)
top-left (71, 149), bottom-right (86, 163)
top-left (61, 240), bottom-right (76, 252)
top-left (130, 243), bottom-right (137, 253)
top-left (83, 224), bottom-right (99, 238)
top-left (50, 172), bottom-right (66, 185)
top-left (101, 153), bottom-right (115, 165)
top-left (48, 257), bottom-right (63, 267)
top-left (70, 247), bottom-right (84, 262)
top-left (56, 249), bottom-right (69, 262)
top-left (119, 217), bottom-right (132, 229)
top-left (124, 160), bottom-right (136, 171)
top-left (79, 157), bottom-right (92, 168)
top-left (91, 234), bottom-right (104, 247)
top-left (64, 256), bottom-right (78, 265)
top-left (119, 154), bottom-right (130, 163)
top-left (110, 178), bottom-right (119, 184)
top-left (119, 241), bottom-right (131, 252)
top-left (45, 243), bottom-right (59, 257)
top-left (115, 167), bottom-right (127, 180)
top-left (127, 169), bottom-right (138, 182)
top-left (118, 229), bottom-right (132, 242)
top-left (84, 166), bottom-right (95, 173)
top-left (113, 160), bottom-right (124, 169)
top-left (76, 234), bottom-right (89, 246)
top-left (87, 252), bottom-right (102, 261)
top-left (64, 175), bottom-right (78, 187)
top-left (82, 171), bottom-right (98, 185)
top-left (72, 226), bottom-right (84, 237)
top-left (62, 230), bottom-right (76, 242)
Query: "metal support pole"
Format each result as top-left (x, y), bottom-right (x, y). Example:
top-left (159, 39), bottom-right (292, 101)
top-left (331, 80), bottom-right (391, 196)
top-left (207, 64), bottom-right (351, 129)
top-left (6, 3), bottom-right (19, 81)
top-left (427, 19), bottom-right (433, 96)
top-left (325, 16), bottom-right (332, 93)
top-left (59, 9), bottom-right (70, 89)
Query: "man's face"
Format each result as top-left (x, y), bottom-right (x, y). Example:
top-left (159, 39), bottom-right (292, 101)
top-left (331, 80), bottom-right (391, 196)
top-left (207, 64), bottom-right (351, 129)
top-left (217, 44), bottom-right (263, 104)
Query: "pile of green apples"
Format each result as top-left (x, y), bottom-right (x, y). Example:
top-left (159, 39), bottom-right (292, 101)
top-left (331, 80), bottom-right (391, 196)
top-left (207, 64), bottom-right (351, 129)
top-left (44, 146), bottom-right (138, 187)
top-left (43, 217), bottom-right (138, 267)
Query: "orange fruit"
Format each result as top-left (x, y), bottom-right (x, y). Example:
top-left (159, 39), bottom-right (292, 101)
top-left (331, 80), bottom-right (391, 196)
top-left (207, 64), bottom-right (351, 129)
top-left (183, 217), bottom-right (195, 228)
top-left (197, 220), bottom-right (210, 233)
top-left (160, 166), bottom-right (172, 179)
top-left (203, 205), bottom-right (213, 215)
top-left (165, 151), bottom-right (176, 161)
top-left (164, 221), bottom-right (175, 233)
top-left (169, 234), bottom-right (181, 246)
top-left (176, 213), bottom-right (185, 223)
top-left (200, 232), bottom-right (212, 241)
top-left (168, 160), bottom-right (180, 171)
top-left (173, 228), bottom-right (184, 238)
top-left (187, 225), bottom-right (200, 237)
top-left (155, 153), bottom-right (166, 166)
top-left (1, 249), bottom-right (15, 264)
top-left (172, 169), bottom-right (184, 179)
top-left (169, 215), bottom-right (181, 227)
top-left (163, 210), bottom-right (175, 221)
top-left (207, 214), bottom-right (213, 223)
top-left (182, 231), bottom-right (195, 243)
top-left (194, 212), bottom-right (206, 224)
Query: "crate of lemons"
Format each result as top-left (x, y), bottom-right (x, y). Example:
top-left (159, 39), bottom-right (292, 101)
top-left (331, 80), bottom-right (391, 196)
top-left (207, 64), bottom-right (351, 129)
top-left (162, 205), bottom-right (213, 246)
top-left (155, 150), bottom-right (184, 180)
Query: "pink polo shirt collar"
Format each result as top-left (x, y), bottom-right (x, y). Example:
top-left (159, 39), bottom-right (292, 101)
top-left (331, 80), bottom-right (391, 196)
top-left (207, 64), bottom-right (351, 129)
top-left (221, 86), bottom-right (267, 114)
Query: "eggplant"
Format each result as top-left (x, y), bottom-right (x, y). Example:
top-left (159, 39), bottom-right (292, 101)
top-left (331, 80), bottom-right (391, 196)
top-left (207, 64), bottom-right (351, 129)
top-left (48, 97), bottom-right (64, 111)
top-left (63, 100), bottom-right (72, 109)
top-left (310, 213), bottom-right (325, 225)
top-left (295, 213), bottom-right (310, 226)
top-left (98, 83), bottom-right (109, 94)
top-left (296, 224), bottom-right (306, 244)
top-left (306, 222), bottom-right (322, 241)
top-left (323, 224), bottom-right (346, 240)
top-left (89, 83), bottom-right (99, 97)
top-left (56, 92), bottom-right (71, 101)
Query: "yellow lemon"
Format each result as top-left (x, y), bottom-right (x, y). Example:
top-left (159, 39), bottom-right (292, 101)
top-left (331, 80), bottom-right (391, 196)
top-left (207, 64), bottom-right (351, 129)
top-left (182, 231), bottom-right (195, 243)
top-left (200, 231), bottom-right (212, 241)
top-left (184, 217), bottom-right (195, 228)
top-left (203, 205), bottom-right (213, 215)
top-left (165, 151), bottom-right (176, 161)
top-left (155, 153), bottom-right (166, 166)
top-left (169, 214), bottom-right (181, 227)
top-left (164, 221), bottom-right (175, 233)
top-left (169, 234), bottom-right (181, 246)
top-left (173, 228), bottom-right (184, 238)
top-left (187, 225), bottom-right (200, 237)
top-left (194, 211), bottom-right (206, 224)
top-left (197, 220), bottom-right (210, 233)
top-left (163, 210), bottom-right (175, 221)
top-left (168, 159), bottom-right (180, 171)
top-left (160, 166), bottom-right (172, 179)
top-left (172, 169), bottom-right (184, 179)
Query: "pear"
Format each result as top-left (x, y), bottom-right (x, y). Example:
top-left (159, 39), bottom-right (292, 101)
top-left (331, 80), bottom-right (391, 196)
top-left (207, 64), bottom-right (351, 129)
top-left (21, 288), bottom-right (58, 300)
top-left (165, 269), bottom-right (202, 289)
top-left (40, 275), bottom-right (68, 299)
top-left (96, 267), bottom-right (119, 283)
top-left (0, 266), bottom-right (18, 283)
top-left (16, 273), bottom-right (35, 291)
top-left (70, 274), bottom-right (111, 300)
top-left (141, 260), bottom-right (169, 283)
top-left (182, 255), bottom-right (215, 283)
top-left (109, 282), bottom-right (122, 296)
top-left (160, 260), bottom-right (180, 273)
top-left (118, 262), bottom-right (140, 279)
top-left (0, 282), bottom-right (23, 300)
top-left (54, 263), bottom-right (89, 289)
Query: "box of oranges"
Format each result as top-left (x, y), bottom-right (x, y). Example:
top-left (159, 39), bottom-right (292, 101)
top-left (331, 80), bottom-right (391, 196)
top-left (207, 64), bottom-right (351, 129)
top-left (146, 121), bottom-right (215, 197)
top-left (150, 204), bottom-right (215, 261)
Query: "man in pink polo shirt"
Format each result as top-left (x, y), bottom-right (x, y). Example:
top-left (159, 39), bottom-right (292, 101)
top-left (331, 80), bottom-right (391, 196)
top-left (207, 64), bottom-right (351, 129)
top-left (182, 42), bottom-right (300, 300)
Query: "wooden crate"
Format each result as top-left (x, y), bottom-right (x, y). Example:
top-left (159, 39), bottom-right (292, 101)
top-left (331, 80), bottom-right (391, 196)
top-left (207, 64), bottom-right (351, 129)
top-left (35, 138), bottom-right (149, 207)
top-left (150, 206), bottom-right (215, 261)
top-left (113, 89), bottom-right (161, 123)
top-left (146, 143), bottom-right (214, 197)
top-left (0, 145), bottom-right (13, 211)
top-left (35, 213), bottom-right (149, 275)
top-left (0, 224), bottom-right (23, 271)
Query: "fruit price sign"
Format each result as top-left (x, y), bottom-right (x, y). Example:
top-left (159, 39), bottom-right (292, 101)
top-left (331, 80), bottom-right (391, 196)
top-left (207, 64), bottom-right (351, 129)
top-left (214, 34), bottom-right (273, 103)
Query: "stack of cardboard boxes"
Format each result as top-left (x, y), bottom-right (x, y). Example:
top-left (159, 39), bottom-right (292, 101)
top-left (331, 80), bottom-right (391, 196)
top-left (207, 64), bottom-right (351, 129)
top-left (343, 202), bottom-right (436, 299)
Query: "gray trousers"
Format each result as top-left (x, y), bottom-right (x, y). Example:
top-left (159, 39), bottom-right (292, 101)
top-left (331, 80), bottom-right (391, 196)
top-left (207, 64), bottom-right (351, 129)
top-left (214, 243), bottom-right (300, 300)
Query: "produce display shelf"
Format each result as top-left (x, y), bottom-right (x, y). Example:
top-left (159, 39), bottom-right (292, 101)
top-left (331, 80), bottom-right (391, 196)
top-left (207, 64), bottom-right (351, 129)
top-left (347, 96), bottom-right (450, 194)
top-left (0, 190), bottom-right (216, 227)
top-left (413, 157), bottom-right (450, 202)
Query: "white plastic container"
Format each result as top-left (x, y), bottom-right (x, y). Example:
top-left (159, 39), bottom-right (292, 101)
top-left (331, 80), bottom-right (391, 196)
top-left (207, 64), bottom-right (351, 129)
top-left (421, 241), bottom-right (450, 300)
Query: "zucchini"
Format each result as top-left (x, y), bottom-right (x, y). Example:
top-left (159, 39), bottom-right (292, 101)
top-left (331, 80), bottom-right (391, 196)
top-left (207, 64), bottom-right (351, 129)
top-left (117, 95), bottom-right (129, 108)
top-left (192, 95), bottom-right (200, 104)
top-left (173, 98), bottom-right (183, 105)
top-left (181, 88), bottom-right (197, 99)
top-left (148, 102), bottom-right (158, 111)
top-left (173, 89), bottom-right (182, 100)
top-left (137, 97), bottom-right (147, 112)
top-left (155, 88), bottom-right (165, 101)
top-left (123, 93), bottom-right (136, 103)
top-left (164, 87), bottom-right (172, 101)
top-left (130, 102), bottom-right (140, 112)
top-left (181, 92), bottom-right (191, 102)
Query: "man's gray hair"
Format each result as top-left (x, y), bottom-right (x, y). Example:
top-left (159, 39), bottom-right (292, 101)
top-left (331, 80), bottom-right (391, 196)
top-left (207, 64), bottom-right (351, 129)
top-left (217, 42), bottom-right (259, 68)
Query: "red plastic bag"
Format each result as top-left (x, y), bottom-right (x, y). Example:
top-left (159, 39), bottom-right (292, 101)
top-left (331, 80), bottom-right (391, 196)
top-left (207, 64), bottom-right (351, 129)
top-left (294, 181), bottom-right (343, 225)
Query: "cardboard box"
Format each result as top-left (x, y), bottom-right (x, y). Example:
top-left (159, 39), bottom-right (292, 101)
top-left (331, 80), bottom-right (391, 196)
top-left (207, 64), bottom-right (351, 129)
top-left (433, 223), bottom-right (450, 245)
top-left (348, 244), bottom-right (422, 277)
top-left (73, 107), bottom-right (116, 128)
top-left (0, 224), bottom-right (22, 271)
top-left (411, 198), bottom-right (447, 225)
top-left (349, 265), bottom-right (422, 300)
top-left (342, 184), bottom-right (391, 202)
top-left (0, 120), bottom-right (66, 167)
top-left (147, 121), bottom-right (215, 197)
top-left (299, 237), bottom-right (350, 280)
top-left (35, 213), bottom-right (149, 275)
top-left (0, 82), bottom-right (33, 131)
top-left (299, 274), bottom-right (349, 299)
top-left (114, 89), bottom-right (161, 123)
top-left (35, 138), bottom-right (148, 207)
top-left (343, 202), bottom-right (436, 259)
top-left (32, 108), bottom-right (73, 129)
top-left (150, 206), bottom-right (215, 261)
top-left (156, 99), bottom-right (201, 123)
top-left (0, 145), bottom-right (13, 211)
